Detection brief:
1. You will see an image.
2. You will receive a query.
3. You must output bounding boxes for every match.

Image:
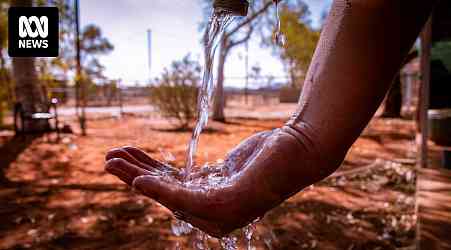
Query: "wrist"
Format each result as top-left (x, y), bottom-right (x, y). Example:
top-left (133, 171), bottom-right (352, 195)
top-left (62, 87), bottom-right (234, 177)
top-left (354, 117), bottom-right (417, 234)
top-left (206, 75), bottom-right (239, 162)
top-left (282, 121), bottom-right (344, 180)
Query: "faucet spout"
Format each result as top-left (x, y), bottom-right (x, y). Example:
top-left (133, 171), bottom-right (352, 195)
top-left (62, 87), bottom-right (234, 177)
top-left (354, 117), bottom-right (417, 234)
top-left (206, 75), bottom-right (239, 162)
top-left (213, 0), bottom-right (249, 16)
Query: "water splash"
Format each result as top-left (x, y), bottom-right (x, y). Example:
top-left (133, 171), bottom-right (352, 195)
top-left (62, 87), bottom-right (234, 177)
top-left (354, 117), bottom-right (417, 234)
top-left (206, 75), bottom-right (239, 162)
top-left (159, 148), bottom-right (176, 163)
top-left (274, 1), bottom-right (286, 46)
top-left (171, 219), bottom-right (193, 236)
top-left (220, 236), bottom-right (238, 250)
top-left (184, 11), bottom-right (235, 177)
top-left (193, 230), bottom-right (210, 250)
top-left (244, 222), bottom-right (257, 250)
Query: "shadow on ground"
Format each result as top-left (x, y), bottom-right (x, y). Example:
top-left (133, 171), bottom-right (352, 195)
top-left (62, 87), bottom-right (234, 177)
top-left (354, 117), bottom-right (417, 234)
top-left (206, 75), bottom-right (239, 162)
top-left (0, 117), bottom-right (418, 249)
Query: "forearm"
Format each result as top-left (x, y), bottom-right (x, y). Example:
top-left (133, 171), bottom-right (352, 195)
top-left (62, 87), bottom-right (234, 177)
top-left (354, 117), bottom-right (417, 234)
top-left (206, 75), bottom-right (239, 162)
top-left (286, 0), bottom-right (437, 173)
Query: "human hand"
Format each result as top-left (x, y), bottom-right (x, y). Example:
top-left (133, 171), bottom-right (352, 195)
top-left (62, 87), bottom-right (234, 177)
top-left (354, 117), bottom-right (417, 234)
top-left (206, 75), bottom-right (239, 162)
top-left (105, 126), bottom-right (323, 238)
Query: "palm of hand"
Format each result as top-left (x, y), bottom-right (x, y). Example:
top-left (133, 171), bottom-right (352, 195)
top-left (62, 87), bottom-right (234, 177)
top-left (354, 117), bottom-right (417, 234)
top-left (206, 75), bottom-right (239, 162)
top-left (106, 128), bottom-right (306, 237)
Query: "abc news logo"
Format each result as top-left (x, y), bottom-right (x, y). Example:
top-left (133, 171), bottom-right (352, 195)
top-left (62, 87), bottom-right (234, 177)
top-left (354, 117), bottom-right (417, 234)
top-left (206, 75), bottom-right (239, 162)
top-left (8, 7), bottom-right (59, 57)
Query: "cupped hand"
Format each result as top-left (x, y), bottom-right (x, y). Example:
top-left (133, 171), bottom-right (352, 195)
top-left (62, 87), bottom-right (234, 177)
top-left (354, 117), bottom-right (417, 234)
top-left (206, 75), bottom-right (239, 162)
top-left (105, 126), bottom-right (320, 238)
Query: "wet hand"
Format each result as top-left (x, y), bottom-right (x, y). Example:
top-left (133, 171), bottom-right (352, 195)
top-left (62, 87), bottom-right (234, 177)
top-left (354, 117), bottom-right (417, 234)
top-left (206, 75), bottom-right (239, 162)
top-left (105, 127), bottom-right (319, 238)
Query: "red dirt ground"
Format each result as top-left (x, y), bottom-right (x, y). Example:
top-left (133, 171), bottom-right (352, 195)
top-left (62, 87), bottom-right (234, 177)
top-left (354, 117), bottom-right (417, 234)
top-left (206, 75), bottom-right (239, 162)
top-left (0, 116), bottom-right (418, 250)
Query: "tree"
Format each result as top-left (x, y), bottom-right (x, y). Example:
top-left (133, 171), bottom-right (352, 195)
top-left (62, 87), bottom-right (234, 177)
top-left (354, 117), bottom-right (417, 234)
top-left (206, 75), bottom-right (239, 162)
top-left (201, 0), bottom-right (311, 121)
top-left (80, 24), bottom-right (113, 83)
top-left (0, 0), bottom-right (74, 126)
top-left (11, 0), bottom-right (49, 131)
top-left (0, 0), bottom-right (10, 125)
top-left (276, 6), bottom-right (319, 88)
top-left (38, 0), bottom-right (76, 92)
top-left (149, 55), bottom-right (200, 129)
top-left (77, 24), bottom-right (113, 107)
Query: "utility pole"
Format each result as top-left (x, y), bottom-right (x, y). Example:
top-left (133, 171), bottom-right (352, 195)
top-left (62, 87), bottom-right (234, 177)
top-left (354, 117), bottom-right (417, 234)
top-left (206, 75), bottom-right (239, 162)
top-left (244, 40), bottom-right (249, 105)
top-left (75, 0), bottom-right (86, 135)
top-left (147, 29), bottom-right (152, 84)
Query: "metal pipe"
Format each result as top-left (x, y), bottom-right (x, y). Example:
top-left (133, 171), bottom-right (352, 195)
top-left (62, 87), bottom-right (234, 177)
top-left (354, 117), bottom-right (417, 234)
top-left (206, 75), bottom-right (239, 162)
top-left (213, 0), bottom-right (249, 16)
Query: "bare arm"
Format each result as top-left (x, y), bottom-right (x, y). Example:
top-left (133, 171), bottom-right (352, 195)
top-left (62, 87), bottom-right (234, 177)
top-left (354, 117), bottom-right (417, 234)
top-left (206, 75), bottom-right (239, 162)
top-left (288, 0), bottom-right (437, 174)
top-left (105, 0), bottom-right (438, 237)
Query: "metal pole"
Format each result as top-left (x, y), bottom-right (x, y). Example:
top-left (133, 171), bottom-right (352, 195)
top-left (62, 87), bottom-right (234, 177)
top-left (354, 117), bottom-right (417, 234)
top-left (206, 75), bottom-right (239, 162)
top-left (75, 0), bottom-right (86, 135)
top-left (147, 29), bottom-right (152, 84)
top-left (73, 0), bottom-right (79, 117)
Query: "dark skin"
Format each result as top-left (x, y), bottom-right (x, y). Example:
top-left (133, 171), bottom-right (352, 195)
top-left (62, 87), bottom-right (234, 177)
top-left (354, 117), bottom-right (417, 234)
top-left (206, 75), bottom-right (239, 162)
top-left (106, 0), bottom-right (438, 238)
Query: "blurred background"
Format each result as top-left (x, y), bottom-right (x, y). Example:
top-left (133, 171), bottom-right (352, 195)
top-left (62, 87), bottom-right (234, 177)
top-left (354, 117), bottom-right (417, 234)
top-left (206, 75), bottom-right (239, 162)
top-left (0, 0), bottom-right (450, 249)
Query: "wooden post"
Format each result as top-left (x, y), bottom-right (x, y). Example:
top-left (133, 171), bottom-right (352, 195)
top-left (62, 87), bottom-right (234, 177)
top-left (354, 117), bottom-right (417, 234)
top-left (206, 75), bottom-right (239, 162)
top-left (416, 15), bottom-right (432, 250)
top-left (419, 16), bottom-right (432, 169)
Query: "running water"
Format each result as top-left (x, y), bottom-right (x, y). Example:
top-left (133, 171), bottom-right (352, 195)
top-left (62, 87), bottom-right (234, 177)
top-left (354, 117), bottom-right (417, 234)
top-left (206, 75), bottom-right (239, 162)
top-left (184, 10), bottom-right (235, 177)
top-left (244, 222), bottom-right (257, 250)
top-left (171, 2), bottom-right (284, 249)
top-left (185, 1), bottom-right (285, 177)
top-left (274, 0), bottom-right (286, 46)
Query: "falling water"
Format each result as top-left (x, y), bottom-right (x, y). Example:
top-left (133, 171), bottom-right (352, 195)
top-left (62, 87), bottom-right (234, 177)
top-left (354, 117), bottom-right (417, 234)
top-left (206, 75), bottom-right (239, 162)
top-left (274, 0), bottom-right (286, 46)
top-left (244, 222), bottom-right (257, 250)
top-left (184, 11), bottom-right (235, 177)
top-left (171, 2), bottom-right (282, 249)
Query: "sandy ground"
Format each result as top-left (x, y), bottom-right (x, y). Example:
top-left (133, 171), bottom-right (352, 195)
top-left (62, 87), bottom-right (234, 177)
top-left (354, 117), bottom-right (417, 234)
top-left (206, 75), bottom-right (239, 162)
top-left (0, 114), bottom-right (419, 250)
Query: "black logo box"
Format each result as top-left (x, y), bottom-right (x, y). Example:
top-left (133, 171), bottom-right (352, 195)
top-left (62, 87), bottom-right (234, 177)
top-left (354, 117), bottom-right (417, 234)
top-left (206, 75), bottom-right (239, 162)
top-left (8, 7), bottom-right (59, 57)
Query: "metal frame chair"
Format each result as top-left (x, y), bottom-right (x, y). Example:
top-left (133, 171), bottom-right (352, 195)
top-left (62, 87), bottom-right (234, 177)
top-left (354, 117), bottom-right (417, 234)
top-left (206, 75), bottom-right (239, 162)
top-left (13, 98), bottom-right (60, 138)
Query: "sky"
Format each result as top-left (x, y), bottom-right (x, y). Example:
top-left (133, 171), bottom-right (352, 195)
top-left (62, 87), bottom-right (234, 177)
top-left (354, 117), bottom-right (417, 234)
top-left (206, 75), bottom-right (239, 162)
top-left (80, 0), bottom-right (332, 87)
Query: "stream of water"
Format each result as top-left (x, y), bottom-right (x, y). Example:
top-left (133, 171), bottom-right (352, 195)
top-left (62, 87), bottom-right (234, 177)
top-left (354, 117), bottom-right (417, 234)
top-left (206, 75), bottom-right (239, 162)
top-left (172, 2), bottom-right (284, 249)
top-left (184, 10), bottom-right (235, 177)
top-left (274, 0), bottom-right (286, 46)
top-left (186, 1), bottom-right (285, 178)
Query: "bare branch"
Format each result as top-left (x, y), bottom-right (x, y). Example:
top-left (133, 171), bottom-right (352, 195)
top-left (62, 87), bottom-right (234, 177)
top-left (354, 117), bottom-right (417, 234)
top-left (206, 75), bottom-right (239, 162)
top-left (227, 26), bottom-right (254, 49)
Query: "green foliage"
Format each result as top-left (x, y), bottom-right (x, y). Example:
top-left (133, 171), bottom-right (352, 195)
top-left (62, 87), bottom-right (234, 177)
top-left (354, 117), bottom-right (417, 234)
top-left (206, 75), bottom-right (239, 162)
top-left (278, 7), bottom-right (320, 87)
top-left (149, 55), bottom-right (200, 129)
top-left (432, 41), bottom-right (451, 72)
top-left (80, 24), bottom-right (114, 84)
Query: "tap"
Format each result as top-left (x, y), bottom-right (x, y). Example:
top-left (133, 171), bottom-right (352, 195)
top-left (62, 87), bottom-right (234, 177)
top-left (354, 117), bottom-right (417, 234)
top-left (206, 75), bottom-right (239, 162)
top-left (213, 0), bottom-right (249, 16)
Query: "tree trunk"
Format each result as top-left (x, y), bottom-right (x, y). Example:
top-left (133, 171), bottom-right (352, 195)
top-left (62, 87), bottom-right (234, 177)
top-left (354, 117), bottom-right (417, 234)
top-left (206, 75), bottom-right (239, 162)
top-left (11, 0), bottom-right (49, 131)
top-left (213, 43), bottom-right (227, 122)
top-left (381, 73), bottom-right (402, 118)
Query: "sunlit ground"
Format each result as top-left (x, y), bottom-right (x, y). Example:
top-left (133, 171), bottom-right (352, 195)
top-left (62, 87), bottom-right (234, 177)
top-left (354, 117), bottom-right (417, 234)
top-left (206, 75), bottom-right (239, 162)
top-left (0, 102), bottom-right (421, 250)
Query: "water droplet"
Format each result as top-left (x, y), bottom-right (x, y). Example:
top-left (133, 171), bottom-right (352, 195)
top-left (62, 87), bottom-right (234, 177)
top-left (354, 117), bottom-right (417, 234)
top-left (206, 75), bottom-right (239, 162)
top-left (193, 230), bottom-right (209, 250)
top-left (220, 236), bottom-right (237, 250)
top-left (273, 0), bottom-right (286, 46)
top-left (171, 219), bottom-right (193, 236)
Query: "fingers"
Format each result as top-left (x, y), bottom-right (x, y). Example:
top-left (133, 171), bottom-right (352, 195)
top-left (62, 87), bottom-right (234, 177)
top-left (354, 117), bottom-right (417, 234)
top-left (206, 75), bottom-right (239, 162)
top-left (105, 158), bottom-right (154, 185)
top-left (132, 175), bottom-right (200, 214)
top-left (106, 148), bottom-right (154, 171)
top-left (121, 146), bottom-right (177, 173)
top-left (106, 147), bottom-right (177, 174)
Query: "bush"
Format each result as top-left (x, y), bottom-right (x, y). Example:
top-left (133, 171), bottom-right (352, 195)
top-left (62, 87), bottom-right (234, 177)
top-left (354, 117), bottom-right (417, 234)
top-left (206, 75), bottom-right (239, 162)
top-left (150, 55), bottom-right (200, 129)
